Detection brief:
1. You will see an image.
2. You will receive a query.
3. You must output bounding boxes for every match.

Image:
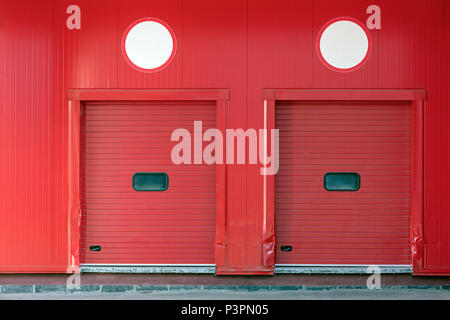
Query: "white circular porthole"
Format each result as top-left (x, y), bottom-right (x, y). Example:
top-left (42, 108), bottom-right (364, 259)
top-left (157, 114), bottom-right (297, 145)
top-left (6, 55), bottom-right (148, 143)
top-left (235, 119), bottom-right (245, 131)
top-left (122, 18), bottom-right (177, 73)
top-left (316, 17), bottom-right (371, 72)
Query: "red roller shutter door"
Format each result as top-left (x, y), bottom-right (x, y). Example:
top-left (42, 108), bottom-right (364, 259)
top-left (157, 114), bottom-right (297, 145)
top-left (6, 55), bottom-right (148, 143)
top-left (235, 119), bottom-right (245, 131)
top-left (275, 101), bottom-right (412, 265)
top-left (81, 101), bottom-right (216, 264)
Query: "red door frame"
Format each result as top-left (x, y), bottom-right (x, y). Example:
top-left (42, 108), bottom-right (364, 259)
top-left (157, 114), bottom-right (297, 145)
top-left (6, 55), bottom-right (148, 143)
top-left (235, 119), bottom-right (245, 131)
top-left (261, 89), bottom-right (427, 274)
top-left (67, 89), bottom-right (229, 273)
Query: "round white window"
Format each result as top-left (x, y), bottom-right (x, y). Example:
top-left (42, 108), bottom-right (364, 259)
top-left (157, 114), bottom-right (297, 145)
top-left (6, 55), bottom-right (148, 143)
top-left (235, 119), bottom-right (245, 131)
top-left (317, 17), bottom-right (371, 72)
top-left (122, 18), bottom-right (176, 72)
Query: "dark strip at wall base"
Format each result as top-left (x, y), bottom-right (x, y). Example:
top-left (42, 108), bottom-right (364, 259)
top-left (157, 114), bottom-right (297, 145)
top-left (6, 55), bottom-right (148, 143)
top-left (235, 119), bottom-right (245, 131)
top-left (1, 284), bottom-right (450, 294)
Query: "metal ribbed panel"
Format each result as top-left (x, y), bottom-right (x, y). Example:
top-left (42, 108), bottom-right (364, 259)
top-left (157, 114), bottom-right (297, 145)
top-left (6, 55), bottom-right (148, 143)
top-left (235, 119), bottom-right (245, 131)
top-left (181, 0), bottom-right (249, 269)
top-left (0, 0), bottom-right (448, 274)
top-left (80, 101), bottom-right (216, 264)
top-left (70, 2), bottom-right (119, 89)
top-left (275, 101), bottom-right (412, 265)
top-left (0, 0), bottom-right (67, 271)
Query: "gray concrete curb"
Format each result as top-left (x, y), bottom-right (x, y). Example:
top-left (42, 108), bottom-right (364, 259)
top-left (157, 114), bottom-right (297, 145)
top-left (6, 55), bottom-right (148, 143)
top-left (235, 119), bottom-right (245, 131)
top-left (0, 284), bottom-right (449, 294)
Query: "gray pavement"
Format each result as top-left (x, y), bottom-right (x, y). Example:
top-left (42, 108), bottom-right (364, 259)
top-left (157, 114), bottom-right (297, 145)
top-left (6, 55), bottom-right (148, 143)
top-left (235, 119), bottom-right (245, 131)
top-left (1, 288), bottom-right (450, 300)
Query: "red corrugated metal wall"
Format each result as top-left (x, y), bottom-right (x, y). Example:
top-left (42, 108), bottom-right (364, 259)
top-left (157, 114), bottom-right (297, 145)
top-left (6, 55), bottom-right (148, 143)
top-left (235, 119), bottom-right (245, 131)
top-left (275, 101), bottom-right (412, 265)
top-left (81, 101), bottom-right (216, 264)
top-left (0, 0), bottom-right (448, 274)
top-left (0, 0), bottom-right (68, 272)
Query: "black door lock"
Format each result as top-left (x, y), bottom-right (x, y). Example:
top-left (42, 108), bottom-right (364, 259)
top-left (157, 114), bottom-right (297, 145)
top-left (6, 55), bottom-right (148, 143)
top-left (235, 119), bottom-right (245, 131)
top-left (281, 245), bottom-right (292, 252)
top-left (90, 245), bottom-right (102, 252)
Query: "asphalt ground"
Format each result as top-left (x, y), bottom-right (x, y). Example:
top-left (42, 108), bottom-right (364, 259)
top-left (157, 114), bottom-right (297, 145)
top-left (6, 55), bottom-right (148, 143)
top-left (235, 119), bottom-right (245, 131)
top-left (1, 288), bottom-right (449, 300)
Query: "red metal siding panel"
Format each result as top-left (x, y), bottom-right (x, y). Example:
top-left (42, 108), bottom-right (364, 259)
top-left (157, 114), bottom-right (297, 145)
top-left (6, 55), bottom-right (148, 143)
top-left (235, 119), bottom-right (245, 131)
top-left (0, 0), bottom-right (67, 272)
top-left (420, 0), bottom-right (450, 273)
top-left (275, 101), bottom-right (412, 265)
top-left (80, 101), bottom-right (216, 264)
top-left (70, 1), bottom-right (119, 89)
top-left (246, 0), bottom-right (313, 272)
top-left (182, 0), bottom-right (249, 272)
top-left (0, 0), bottom-right (448, 274)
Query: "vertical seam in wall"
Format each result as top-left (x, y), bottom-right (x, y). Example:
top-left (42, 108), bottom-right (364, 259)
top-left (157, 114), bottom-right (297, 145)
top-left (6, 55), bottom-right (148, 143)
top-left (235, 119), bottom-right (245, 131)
top-left (181, 0), bottom-right (184, 87)
top-left (51, 0), bottom-right (56, 266)
top-left (311, 0), bottom-right (314, 88)
top-left (245, 0), bottom-right (249, 266)
top-left (377, 11), bottom-right (379, 88)
top-left (446, 0), bottom-right (449, 259)
top-left (116, 0), bottom-right (119, 88)
top-left (441, 0), bottom-right (448, 262)
top-left (59, 0), bottom-right (64, 265)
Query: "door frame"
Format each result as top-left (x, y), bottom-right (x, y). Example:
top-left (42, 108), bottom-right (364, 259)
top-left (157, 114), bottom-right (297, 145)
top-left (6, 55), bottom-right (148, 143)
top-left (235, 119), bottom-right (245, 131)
top-left (67, 89), bottom-right (229, 273)
top-left (261, 89), bottom-right (426, 274)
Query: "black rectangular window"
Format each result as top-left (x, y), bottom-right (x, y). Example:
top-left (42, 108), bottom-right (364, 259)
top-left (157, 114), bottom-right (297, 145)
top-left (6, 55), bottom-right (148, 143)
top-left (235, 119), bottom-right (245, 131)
top-left (324, 172), bottom-right (360, 191)
top-left (133, 172), bottom-right (169, 191)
